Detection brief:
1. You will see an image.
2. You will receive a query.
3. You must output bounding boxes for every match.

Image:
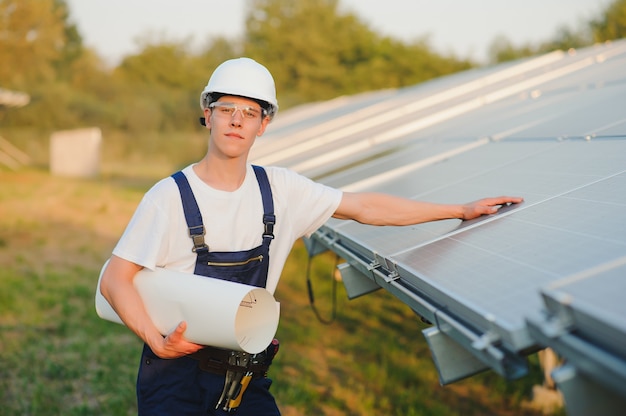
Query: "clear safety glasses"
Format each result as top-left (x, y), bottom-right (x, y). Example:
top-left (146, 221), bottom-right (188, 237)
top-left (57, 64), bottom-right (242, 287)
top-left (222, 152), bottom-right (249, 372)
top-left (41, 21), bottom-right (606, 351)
top-left (209, 102), bottom-right (266, 120)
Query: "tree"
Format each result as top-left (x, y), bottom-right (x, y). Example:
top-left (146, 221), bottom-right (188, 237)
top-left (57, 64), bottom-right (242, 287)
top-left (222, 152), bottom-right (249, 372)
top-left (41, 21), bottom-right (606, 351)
top-left (591, 0), bottom-right (626, 42)
top-left (244, 0), bottom-right (472, 107)
top-left (53, 0), bottom-right (85, 81)
top-left (112, 36), bottom-right (233, 132)
top-left (196, 37), bottom-right (241, 74)
top-left (0, 0), bottom-right (67, 88)
top-left (537, 25), bottom-right (592, 54)
top-left (488, 35), bottom-right (536, 64)
top-left (488, 25), bottom-right (593, 65)
top-left (115, 39), bottom-right (195, 90)
top-left (489, 0), bottom-right (626, 65)
top-left (244, 0), bottom-right (371, 104)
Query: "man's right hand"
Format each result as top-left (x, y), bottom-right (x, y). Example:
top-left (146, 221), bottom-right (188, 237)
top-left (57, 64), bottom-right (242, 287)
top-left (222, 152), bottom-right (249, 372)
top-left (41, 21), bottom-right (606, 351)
top-left (150, 321), bottom-right (204, 359)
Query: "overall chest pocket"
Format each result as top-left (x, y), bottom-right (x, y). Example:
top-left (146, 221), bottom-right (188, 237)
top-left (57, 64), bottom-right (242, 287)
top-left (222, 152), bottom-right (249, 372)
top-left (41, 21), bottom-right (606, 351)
top-left (197, 244), bottom-right (269, 287)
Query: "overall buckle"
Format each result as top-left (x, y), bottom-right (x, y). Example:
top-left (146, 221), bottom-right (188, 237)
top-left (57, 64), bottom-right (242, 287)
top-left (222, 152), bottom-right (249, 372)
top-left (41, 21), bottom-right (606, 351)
top-left (188, 225), bottom-right (208, 252)
top-left (263, 214), bottom-right (276, 239)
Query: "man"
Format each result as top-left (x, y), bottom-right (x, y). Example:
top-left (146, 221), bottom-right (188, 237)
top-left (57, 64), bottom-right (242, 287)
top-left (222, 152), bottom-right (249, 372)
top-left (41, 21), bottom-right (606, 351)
top-left (100, 57), bottom-right (522, 415)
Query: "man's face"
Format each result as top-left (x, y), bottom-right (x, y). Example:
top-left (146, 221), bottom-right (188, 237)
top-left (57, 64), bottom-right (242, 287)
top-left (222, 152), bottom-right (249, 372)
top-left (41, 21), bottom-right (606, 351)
top-left (204, 95), bottom-right (270, 159)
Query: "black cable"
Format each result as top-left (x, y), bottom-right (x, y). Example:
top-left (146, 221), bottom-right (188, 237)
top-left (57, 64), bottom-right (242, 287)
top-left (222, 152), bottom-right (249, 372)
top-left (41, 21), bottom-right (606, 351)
top-left (306, 252), bottom-right (339, 325)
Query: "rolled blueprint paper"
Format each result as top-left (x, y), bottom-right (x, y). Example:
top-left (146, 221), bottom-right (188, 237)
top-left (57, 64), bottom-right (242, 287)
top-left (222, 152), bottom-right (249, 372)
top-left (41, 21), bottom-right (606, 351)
top-left (95, 260), bottom-right (280, 354)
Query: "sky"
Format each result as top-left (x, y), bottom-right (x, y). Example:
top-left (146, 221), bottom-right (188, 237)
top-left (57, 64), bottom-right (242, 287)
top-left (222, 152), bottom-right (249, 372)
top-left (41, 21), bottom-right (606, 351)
top-left (65, 0), bottom-right (611, 66)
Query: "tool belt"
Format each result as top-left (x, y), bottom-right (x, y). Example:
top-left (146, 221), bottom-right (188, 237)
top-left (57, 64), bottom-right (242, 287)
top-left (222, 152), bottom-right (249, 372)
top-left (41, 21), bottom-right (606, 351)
top-left (189, 346), bottom-right (271, 379)
top-left (190, 340), bottom-right (280, 412)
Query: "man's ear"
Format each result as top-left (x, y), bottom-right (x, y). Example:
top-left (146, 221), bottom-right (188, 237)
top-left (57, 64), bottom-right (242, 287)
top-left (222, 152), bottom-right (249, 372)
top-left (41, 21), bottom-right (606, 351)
top-left (256, 117), bottom-right (270, 137)
top-left (203, 108), bottom-right (212, 130)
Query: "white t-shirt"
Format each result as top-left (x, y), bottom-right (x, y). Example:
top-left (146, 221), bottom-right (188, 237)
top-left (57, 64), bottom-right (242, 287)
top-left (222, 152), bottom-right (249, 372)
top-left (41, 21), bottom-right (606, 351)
top-left (112, 164), bottom-right (343, 294)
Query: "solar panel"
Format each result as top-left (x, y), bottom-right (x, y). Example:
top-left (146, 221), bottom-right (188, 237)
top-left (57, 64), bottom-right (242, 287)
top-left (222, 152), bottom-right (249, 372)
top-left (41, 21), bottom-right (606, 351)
top-left (542, 256), bottom-right (626, 358)
top-left (252, 39), bottom-right (626, 412)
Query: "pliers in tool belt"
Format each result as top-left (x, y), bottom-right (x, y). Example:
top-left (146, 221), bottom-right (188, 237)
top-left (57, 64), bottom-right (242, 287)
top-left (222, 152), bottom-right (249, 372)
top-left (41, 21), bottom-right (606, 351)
top-left (215, 352), bottom-right (250, 412)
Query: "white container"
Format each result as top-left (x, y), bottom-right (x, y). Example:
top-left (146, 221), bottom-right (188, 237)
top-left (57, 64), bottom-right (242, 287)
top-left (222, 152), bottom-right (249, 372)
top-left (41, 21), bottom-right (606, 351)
top-left (50, 128), bottom-right (102, 178)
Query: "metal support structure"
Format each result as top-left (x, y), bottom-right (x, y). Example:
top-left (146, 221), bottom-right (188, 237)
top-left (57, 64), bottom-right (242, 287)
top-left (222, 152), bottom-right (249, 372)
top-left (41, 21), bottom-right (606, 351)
top-left (308, 228), bottom-right (528, 382)
top-left (551, 364), bottom-right (626, 416)
top-left (527, 317), bottom-right (626, 399)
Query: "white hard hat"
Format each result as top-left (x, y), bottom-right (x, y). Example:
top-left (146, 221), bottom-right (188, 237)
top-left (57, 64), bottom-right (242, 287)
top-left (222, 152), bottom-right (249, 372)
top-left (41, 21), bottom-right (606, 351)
top-left (200, 57), bottom-right (278, 120)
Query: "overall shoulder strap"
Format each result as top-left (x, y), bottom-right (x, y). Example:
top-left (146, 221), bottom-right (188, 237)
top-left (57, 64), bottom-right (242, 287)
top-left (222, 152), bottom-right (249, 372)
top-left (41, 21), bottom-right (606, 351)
top-left (172, 167), bottom-right (274, 252)
top-left (171, 171), bottom-right (208, 253)
top-left (252, 165), bottom-right (275, 242)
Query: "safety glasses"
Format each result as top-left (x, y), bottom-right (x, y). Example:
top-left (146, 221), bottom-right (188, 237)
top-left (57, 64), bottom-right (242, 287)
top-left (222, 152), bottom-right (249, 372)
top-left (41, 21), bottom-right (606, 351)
top-left (209, 102), bottom-right (266, 120)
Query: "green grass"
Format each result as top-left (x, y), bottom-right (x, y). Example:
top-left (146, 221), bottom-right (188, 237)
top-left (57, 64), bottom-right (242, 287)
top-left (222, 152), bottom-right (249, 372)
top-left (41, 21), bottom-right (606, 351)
top-left (0, 130), bottom-right (560, 414)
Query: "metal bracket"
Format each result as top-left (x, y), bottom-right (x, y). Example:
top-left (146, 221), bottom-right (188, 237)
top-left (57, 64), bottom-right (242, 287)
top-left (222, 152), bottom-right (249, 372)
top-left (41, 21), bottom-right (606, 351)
top-left (338, 262), bottom-right (381, 299)
top-left (424, 326), bottom-right (490, 384)
top-left (429, 309), bottom-right (527, 381)
top-left (372, 252), bottom-right (401, 283)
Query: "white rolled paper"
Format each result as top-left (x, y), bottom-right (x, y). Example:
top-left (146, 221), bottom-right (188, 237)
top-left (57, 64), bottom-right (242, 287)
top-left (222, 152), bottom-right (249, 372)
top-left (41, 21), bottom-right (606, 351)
top-left (95, 260), bottom-right (280, 354)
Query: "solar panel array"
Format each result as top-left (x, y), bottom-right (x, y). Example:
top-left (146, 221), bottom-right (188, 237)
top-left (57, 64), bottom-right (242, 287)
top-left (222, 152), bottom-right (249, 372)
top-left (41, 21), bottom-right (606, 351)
top-left (251, 39), bottom-right (626, 413)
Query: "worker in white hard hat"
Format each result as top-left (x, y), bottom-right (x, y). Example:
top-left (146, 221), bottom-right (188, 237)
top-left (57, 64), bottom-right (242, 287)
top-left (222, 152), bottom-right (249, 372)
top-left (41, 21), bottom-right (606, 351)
top-left (99, 57), bottom-right (523, 415)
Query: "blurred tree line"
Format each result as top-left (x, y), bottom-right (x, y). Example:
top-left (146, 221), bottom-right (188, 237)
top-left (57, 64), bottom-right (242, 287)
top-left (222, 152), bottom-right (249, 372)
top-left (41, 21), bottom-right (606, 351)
top-left (487, 0), bottom-right (626, 63)
top-left (1, 0), bottom-right (625, 133)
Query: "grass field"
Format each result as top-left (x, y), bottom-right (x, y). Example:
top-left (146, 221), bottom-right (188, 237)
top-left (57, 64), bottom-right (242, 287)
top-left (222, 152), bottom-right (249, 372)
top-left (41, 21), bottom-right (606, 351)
top-left (0, 131), bottom-right (562, 415)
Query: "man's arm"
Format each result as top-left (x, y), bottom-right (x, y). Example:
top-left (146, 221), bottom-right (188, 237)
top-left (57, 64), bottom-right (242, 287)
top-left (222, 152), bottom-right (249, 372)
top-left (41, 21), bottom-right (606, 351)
top-left (333, 192), bottom-right (523, 225)
top-left (99, 255), bottom-right (203, 358)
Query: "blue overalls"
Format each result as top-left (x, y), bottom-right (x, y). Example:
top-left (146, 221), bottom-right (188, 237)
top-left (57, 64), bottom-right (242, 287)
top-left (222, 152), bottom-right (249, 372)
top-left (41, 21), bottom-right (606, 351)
top-left (136, 166), bottom-right (281, 415)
